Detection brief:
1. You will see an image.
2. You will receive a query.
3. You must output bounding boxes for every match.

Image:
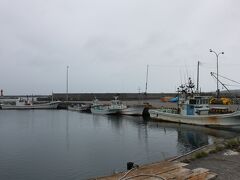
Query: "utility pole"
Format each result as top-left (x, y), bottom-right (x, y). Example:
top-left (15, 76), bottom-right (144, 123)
top-left (145, 64), bottom-right (149, 95)
top-left (66, 66), bottom-right (69, 101)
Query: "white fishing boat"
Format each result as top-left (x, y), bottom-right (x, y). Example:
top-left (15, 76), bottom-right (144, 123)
top-left (0, 97), bottom-right (19, 103)
top-left (91, 97), bottom-right (127, 115)
top-left (0, 98), bottom-right (61, 110)
top-left (149, 78), bottom-right (240, 127)
top-left (121, 105), bottom-right (145, 116)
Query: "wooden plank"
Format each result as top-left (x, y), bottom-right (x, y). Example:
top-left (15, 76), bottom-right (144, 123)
top-left (95, 162), bottom-right (217, 180)
top-left (118, 163), bottom-right (180, 180)
top-left (185, 168), bottom-right (209, 180)
top-left (120, 162), bottom-right (186, 179)
top-left (206, 173), bottom-right (218, 180)
top-left (164, 168), bottom-right (192, 180)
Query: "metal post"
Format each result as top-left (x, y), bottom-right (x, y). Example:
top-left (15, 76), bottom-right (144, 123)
top-left (145, 64), bottom-right (149, 95)
top-left (209, 49), bottom-right (224, 98)
top-left (197, 61), bottom-right (200, 93)
top-left (217, 55), bottom-right (219, 97)
top-left (66, 66), bottom-right (69, 101)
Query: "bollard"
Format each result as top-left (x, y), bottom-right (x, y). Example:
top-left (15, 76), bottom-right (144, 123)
top-left (127, 162), bottom-right (134, 170)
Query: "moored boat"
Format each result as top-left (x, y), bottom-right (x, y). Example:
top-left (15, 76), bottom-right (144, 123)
top-left (91, 97), bottom-right (127, 115)
top-left (149, 78), bottom-right (240, 127)
top-left (68, 104), bottom-right (91, 113)
top-left (0, 98), bottom-right (61, 110)
top-left (120, 104), bottom-right (145, 116)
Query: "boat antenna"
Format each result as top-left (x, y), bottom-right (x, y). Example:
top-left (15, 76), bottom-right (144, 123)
top-left (179, 69), bottom-right (183, 85)
top-left (187, 77), bottom-right (195, 92)
top-left (185, 63), bottom-right (189, 84)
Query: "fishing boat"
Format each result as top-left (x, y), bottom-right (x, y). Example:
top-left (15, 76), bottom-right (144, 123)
top-left (68, 104), bottom-right (91, 113)
top-left (0, 97), bottom-right (19, 103)
top-left (149, 78), bottom-right (240, 127)
top-left (0, 98), bottom-right (61, 110)
top-left (91, 97), bottom-right (127, 115)
top-left (120, 104), bottom-right (145, 116)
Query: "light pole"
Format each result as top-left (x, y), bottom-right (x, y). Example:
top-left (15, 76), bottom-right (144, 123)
top-left (209, 49), bottom-right (224, 98)
top-left (66, 66), bottom-right (69, 101)
top-left (145, 64), bottom-right (149, 95)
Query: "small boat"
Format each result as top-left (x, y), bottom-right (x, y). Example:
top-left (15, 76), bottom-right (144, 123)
top-left (120, 104), bottom-right (145, 116)
top-left (0, 98), bottom-right (61, 110)
top-left (91, 97), bottom-right (127, 115)
top-left (0, 97), bottom-right (19, 103)
top-left (169, 96), bottom-right (179, 103)
top-left (68, 104), bottom-right (91, 113)
top-left (149, 78), bottom-right (240, 127)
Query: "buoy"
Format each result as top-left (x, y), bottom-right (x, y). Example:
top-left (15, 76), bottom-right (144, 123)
top-left (127, 162), bottom-right (139, 170)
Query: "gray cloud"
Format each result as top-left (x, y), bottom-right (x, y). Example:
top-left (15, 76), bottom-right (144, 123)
top-left (0, 0), bottom-right (240, 95)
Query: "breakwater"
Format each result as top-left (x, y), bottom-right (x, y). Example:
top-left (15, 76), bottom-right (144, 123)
top-left (52, 92), bottom-right (214, 101)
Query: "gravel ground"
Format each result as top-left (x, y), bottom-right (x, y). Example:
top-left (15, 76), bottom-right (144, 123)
top-left (186, 149), bottom-right (240, 180)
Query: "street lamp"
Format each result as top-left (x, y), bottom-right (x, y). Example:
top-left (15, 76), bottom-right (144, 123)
top-left (209, 49), bottom-right (224, 98)
top-left (66, 66), bottom-right (69, 101)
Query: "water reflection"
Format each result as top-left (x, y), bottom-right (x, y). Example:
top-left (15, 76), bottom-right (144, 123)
top-left (145, 120), bottom-right (240, 154)
top-left (65, 111), bottom-right (70, 151)
top-left (177, 129), bottom-right (208, 153)
top-left (107, 115), bottom-right (123, 131)
top-left (96, 114), bottom-right (240, 159)
top-left (113, 115), bottom-right (240, 155)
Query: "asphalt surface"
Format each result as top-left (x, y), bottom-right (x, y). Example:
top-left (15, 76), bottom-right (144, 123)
top-left (186, 149), bottom-right (240, 180)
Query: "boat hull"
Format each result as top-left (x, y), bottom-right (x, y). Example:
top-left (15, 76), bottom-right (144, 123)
top-left (0, 101), bottom-right (60, 110)
top-left (120, 105), bottom-right (145, 116)
top-left (68, 105), bottom-right (91, 113)
top-left (149, 109), bottom-right (240, 127)
top-left (91, 107), bottom-right (121, 115)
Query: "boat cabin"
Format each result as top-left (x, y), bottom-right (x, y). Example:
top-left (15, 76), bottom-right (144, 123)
top-left (180, 96), bottom-right (210, 116)
top-left (110, 96), bottom-right (127, 109)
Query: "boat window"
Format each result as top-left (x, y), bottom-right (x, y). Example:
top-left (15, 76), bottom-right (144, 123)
top-left (189, 99), bottom-right (196, 104)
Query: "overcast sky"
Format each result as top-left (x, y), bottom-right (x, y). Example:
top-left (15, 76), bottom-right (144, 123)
top-left (1, 0), bottom-right (240, 95)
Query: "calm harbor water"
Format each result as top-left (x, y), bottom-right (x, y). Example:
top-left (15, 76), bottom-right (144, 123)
top-left (0, 110), bottom-right (239, 180)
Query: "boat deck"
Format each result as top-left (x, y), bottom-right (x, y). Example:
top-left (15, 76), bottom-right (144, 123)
top-left (93, 160), bottom-right (217, 180)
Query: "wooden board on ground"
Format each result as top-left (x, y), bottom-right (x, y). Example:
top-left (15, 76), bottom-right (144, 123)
top-left (92, 161), bottom-right (217, 180)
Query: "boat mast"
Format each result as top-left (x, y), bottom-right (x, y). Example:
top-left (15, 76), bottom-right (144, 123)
top-left (137, 87), bottom-right (141, 105)
top-left (196, 61), bottom-right (200, 93)
top-left (145, 64), bottom-right (149, 95)
top-left (52, 91), bottom-right (54, 101)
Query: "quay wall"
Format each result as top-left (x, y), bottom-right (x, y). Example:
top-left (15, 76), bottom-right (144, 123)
top-left (52, 92), bottom-right (216, 101)
top-left (3, 91), bottom-right (238, 102)
top-left (52, 93), bottom-right (179, 101)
